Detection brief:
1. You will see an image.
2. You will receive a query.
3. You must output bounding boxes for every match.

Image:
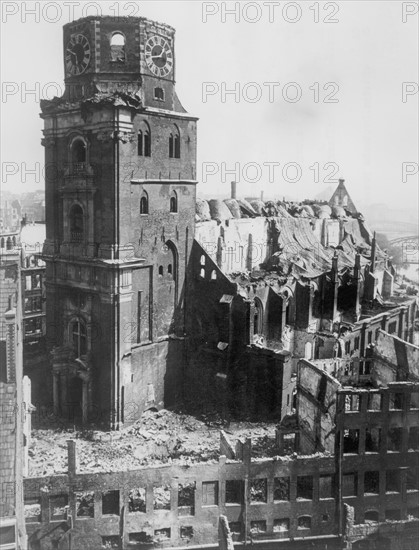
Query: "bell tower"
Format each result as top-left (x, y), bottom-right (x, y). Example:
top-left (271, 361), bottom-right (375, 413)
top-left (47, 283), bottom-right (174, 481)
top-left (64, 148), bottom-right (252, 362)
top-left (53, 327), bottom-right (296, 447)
top-left (41, 16), bottom-right (198, 429)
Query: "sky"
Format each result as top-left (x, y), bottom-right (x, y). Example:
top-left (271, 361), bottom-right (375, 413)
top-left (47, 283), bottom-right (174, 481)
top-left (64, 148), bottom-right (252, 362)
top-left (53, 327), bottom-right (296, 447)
top-left (1, 0), bottom-right (418, 213)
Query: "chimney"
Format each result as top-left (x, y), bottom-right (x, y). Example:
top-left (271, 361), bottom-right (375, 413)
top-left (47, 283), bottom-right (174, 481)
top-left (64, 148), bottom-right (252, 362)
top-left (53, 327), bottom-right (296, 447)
top-left (230, 181), bottom-right (237, 200)
top-left (370, 231), bottom-right (377, 273)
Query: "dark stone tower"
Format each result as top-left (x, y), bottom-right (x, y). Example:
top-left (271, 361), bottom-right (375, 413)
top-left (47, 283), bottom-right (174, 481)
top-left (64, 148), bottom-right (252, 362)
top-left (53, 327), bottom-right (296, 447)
top-left (41, 16), bottom-right (198, 429)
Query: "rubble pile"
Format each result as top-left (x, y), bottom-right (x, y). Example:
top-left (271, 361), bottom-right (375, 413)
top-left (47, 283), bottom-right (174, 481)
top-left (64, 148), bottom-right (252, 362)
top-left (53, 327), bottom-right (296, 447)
top-left (28, 409), bottom-right (279, 477)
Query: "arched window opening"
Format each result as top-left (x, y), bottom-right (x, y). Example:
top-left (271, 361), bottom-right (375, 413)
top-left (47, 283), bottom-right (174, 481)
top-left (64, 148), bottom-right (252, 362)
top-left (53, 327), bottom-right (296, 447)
top-left (71, 319), bottom-right (87, 357)
top-left (154, 87), bottom-right (164, 101)
top-left (297, 516), bottom-right (311, 529)
top-left (158, 265), bottom-right (164, 277)
top-left (211, 270), bottom-right (217, 280)
top-left (169, 126), bottom-right (180, 159)
top-left (6, 237), bottom-right (12, 250)
top-left (364, 510), bottom-right (379, 523)
top-left (71, 139), bottom-right (86, 164)
top-left (138, 122), bottom-right (151, 157)
top-left (200, 255), bottom-right (205, 266)
top-left (69, 204), bottom-right (84, 242)
top-left (0, 237), bottom-right (4, 248)
top-left (12, 236), bottom-right (16, 246)
top-left (168, 264), bottom-right (173, 276)
top-left (343, 194), bottom-right (348, 206)
top-left (110, 32), bottom-right (126, 62)
top-left (200, 268), bottom-right (205, 278)
top-left (169, 191), bottom-right (178, 213)
top-left (140, 192), bottom-right (149, 214)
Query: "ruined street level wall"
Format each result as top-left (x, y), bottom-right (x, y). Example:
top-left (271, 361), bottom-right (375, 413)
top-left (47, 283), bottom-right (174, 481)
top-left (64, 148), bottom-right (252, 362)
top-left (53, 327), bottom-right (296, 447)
top-left (24, 450), bottom-right (340, 549)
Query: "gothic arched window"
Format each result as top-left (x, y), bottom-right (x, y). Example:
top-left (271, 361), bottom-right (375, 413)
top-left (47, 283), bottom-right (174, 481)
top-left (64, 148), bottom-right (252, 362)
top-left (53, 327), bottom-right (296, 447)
top-left (169, 125), bottom-right (180, 159)
top-left (140, 192), bottom-right (149, 214)
top-left (71, 319), bottom-right (87, 357)
top-left (169, 191), bottom-right (178, 213)
top-left (138, 121), bottom-right (151, 157)
top-left (69, 204), bottom-right (84, 242)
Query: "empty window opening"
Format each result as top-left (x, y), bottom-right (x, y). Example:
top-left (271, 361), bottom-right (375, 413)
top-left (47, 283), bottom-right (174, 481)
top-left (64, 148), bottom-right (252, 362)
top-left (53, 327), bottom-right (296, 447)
top-left (386, 470), bottom-right (401, 493)
top-left (199, 268), bottom-right (205, 278)
top-left (50, 495), bottom-right (68, 521)
top-left (76, 492), bottom-right (94, 518)
top-left (322, 514), bottom-right (329, 522)
top-left (367, 393), bottom-right (382, 411)
top-left (178, 482), bottom-right (195, 516)
top-left (153, 486), bottom-right (170, 510)
top-left (408, 427), bottom-right (419, 450)
top-left (407, 469), bottom-right (419, 491)
top-left (128, 488), bottom-right (146, 513)
top-left (202, 481), bottom-right (218, 506)
top-left (407, 507), bottom-right (419, 519)
top-left (390, 393), bottom-right (404, 410)
top-left (167, 263), bottom-right (173, 276)
top-left (387, 427), bottom-right (403, 452)
top-left (343, 429), bottom-right (359, 454)
top-left (211, 270), bottom-right (217, 280)
top-left (250, 520), bottom-right (266, 534)
top-left (229, 522), bottom-right (241, 534)
top-left (110, 32), bottom-right (126, 62)
top-left (297, 476), bottom-right (313, 500)
top-left (158, 265), bottom-right (164, 277)
top-left (138, 125), bottom-right (151, 157)
top-left (319, 475), bottom-right (333, 499)
top-left (253, 299), bottom-right (263, 336)
top-left (69, 204), bottom-right (84, 242)
top-left (365, 427), bottom-right (381, 453)
top-left (140, 193), bottom-right (149, 214)
top-left (364, 471), bottom-right (379, 495)
top-left (180, 526), bottom-right (193, 540)
top-left (297, 516), bottom-right (311, 529)
top-left (385, 509), bottom-right (401, 521)
top-left (345, 395), bottom-right (360, 412)
top-left (129, 532), bottom-right (153, 545)
top-left (388, 321), bottom-right (397, 334)
top-left (273, 518), bottom-right (289, 533)
top-left (342, 473), bottom-right (357, 497)
top-left (367, 332), bottom-right (372, 345)
top-left (170, 192), bottom-right (178, 213)
top-left (364, 510), bottom-right (379, 523)
top-left (154, 528), bottom-right (170, 541)
top-left (71, 139), bottom-right (86, 164)
top-left (410, 392), bottom-right (419, 409)
top-left (225, 480), bottom-right (243, 504)
top-left (101, 536), bottom-right (119, 549)
top-left (273, 477), bottom-right (290, 501)
top-left (154, 87), bottom-right (164, 100)
top-left (200, 255), bottom-right (205, 266)
top-left (102, 490), bottom-right (119, 516)
top-left (250, 479), bottom-right (267, 503)
top-left (24, 498), bottom-right (41, 523)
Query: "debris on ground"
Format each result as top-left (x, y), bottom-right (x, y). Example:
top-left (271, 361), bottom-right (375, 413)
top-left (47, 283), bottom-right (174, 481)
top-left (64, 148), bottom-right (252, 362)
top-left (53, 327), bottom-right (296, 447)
top-left (28, 409), bottom-right (279, 476)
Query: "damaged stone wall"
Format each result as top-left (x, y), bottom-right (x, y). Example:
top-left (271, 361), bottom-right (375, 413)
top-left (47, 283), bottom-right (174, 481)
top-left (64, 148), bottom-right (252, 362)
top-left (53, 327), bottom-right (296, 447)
top-left (297, 360), bottom-right (341, 454)
top-left (372, 330), bottom-right (419, 384)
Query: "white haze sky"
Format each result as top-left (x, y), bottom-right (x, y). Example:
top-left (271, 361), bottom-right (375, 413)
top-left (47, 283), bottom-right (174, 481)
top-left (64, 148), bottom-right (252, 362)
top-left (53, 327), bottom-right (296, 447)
top-left (1, 0), bottom-right (418, 212)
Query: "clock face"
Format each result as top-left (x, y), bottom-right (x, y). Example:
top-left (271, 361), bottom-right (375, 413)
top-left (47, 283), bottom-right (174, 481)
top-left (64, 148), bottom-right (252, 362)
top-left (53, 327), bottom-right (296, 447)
top-left (66, 34), bottom-right (91, 76)
top-left (145, 35), bottom-right (173, 78)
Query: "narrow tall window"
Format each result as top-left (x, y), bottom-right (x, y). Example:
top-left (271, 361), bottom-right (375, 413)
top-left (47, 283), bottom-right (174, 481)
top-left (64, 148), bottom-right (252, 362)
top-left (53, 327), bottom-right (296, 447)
top-left (140, 192), bottom-right (148, 214)
top-left (71, 319), bottom-right (87, 357)
top-left (71, 139), bottom-right (86, 164)
top-left (69, 204), bottom-right (84, 242)
top-left (138, 122), bottom-right (151, 157)
top-left (169, 125), bottom-right (180, 158)
top-left (170, 191), bottom-right (178, 213)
